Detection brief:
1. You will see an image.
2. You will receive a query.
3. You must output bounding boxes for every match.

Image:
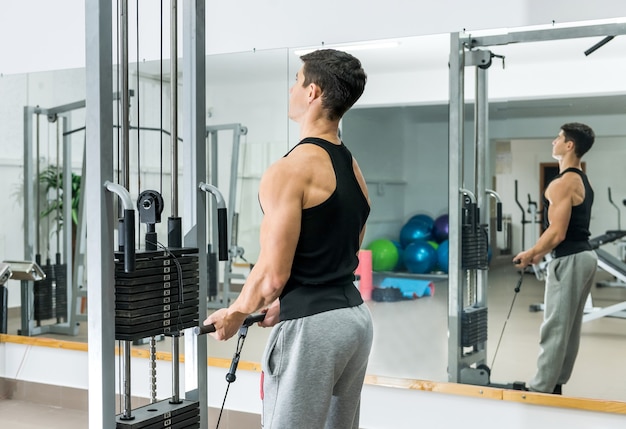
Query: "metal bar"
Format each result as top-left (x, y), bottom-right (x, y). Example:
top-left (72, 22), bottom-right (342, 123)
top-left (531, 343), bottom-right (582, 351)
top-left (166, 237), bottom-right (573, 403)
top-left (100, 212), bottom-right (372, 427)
top-left (32, 100), bottom-right (87, 117)
top-left (447, 32), bottom-right (464, 383)
top-left (85, 0), bottom-right (116, 426)
top-left (170, 0), bottom-right (179, 217)
top-left (475, 65), bottom-right (489, 305)
top-left (182, 2), bottom-right (208, 425)
top-left (464, 22), bottom-right (626, 48)
top-left (62, 114), bottom-right (78, 335)
top-left (121, 340), bottom-right (132, 418)
top-left (21, 107), bottom-right (35, 336)
top-left (119, 0), bottom-right (130, 190)
top-left (171, 335), bottom-right (180, 402)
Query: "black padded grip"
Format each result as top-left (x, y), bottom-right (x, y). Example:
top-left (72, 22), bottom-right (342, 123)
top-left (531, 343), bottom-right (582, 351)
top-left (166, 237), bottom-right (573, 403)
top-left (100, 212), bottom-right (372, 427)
top-left (217, 207), bottom-right (228, 261)
top-left (124, 209), bottom-right (135, 273)
top-left (496, 202), bottom-right (503, 231)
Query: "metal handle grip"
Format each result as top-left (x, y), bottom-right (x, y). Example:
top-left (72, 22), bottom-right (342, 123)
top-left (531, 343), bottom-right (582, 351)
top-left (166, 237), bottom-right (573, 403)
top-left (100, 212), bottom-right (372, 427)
top-left (194, 313), bottom-right (266, 335)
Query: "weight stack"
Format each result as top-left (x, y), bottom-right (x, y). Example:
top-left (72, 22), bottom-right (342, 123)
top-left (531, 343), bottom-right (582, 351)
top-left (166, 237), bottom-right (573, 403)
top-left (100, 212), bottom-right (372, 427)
top-left (115, 398), bottom-right (200, 429)
top-left (461, 306), bottom-right (488, 347)
top-left (54, 257), bottom-right (68, 320)
top-left (461, 224), bottom-right (489, 270)
top-left (114, 248), bottom-right (200, 341)
top-left (34, 263), bottom-right (54, 323)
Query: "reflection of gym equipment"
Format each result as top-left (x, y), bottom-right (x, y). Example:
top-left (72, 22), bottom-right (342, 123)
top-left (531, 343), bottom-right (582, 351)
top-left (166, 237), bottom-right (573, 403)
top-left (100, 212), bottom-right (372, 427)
top-left (595, 188), bottom-right (626, 288)
top-left (20, 102), bottom-right (87, 336)
top-left (205, 124), bottom-right (249, 309)
top-left (0, 261), bottom-right (46, 334)
top-left (448, 42), bottom-right (517, 389)
top-left (514, 180), bottom-right (541, 255)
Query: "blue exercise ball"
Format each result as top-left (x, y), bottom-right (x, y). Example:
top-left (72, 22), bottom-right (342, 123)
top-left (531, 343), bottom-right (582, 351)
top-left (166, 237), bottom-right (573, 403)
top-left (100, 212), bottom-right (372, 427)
top-left (392, 240), bottom-right (406, 271)
top-left (437, 240), bottom-right (449, 273)
top-left (404, 240), bottom-right (437, 274)
top-left (400, 215), bottom-right (434, 247)
top-left (433, 214), bottom-right (449, 243)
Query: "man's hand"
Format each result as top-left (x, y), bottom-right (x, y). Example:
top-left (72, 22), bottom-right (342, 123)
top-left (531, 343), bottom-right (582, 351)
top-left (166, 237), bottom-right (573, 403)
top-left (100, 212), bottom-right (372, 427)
top-left (513, 250), bottom-right (543, 268)
top-left (203, 308), bottom-right (247, 341)
top-left (258, 300), bottom-right (281, 328)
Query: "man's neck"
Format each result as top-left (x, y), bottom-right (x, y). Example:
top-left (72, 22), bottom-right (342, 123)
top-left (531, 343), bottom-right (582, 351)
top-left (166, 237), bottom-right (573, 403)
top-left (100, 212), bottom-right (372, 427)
top-left (299, 117), bottom-right (341, 145)
top-left (558, 155), bottom-right (582, 173)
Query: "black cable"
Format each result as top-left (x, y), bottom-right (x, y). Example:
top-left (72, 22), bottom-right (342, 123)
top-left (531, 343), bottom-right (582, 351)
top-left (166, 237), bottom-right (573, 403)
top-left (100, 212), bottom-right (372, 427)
top-left (490, 269), bottom-right (524, 370)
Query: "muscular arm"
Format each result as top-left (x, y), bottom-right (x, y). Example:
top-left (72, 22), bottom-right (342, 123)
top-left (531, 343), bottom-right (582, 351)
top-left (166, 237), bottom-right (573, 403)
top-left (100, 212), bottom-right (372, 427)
top-left (513, 175), bottom-right (578, 267)
top-left (204, 157), bottom-right (304, 340)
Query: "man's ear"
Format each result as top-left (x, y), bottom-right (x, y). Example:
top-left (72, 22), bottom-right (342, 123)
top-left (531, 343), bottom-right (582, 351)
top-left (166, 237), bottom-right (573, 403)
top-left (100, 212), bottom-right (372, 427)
top-left (308, 83), bottom-right (322, 103)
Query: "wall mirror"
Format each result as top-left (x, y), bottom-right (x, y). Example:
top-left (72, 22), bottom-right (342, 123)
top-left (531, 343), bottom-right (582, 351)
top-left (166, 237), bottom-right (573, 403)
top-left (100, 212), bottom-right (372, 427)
top-left (2, 15), bottom-right (626, 413)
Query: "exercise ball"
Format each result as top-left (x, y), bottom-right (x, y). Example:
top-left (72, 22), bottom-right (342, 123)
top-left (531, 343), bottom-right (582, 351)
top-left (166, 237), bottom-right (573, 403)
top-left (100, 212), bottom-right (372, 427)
top-left (366, 239), bottom-right (399, 272)
top-left (392, 240), bottom-right (406, 271)
top-left (400, 215), bottom-right (434, 247)
top-left (437, 240), bottom-right (449, 273)
top-left (403, 240), bottom-right (437, 274)
top-left (432, 214), bottom-right (449, 243)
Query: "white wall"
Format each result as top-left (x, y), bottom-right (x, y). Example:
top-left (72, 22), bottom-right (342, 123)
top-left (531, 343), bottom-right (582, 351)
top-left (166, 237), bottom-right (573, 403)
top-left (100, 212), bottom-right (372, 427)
top-left (2, 341), bottom-right (625, 429)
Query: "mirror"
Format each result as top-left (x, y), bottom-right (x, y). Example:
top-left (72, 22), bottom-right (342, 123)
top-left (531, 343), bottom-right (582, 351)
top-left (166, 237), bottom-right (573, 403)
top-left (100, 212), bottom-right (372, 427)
top-left (2, 18), bottom-right (626, 410)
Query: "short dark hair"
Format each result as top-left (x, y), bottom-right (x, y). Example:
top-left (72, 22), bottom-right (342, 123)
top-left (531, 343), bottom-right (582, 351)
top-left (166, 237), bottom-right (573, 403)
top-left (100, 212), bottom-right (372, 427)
top-left (300, 49), bottom-right (367, 121)
top-left (561, 122), bottom-right (595, 158)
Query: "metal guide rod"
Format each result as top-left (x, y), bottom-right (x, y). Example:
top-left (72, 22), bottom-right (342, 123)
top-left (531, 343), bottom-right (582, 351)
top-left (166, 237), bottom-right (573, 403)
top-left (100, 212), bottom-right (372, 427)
top-left (475, 64), bottom-right (489, 310)
top-left (172, 334), bottom-right (181, 403)
top-left (447, 32), bottom-right (464, 383)
top-left (119, 0), bottom-right (130, 190)
top-left (170, 0), bottom-right (179, 217)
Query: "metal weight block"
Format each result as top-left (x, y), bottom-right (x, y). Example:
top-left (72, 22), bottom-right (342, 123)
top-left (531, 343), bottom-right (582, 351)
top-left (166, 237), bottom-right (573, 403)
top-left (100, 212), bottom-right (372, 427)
top-left (115, 399), bottom-right (200, 429)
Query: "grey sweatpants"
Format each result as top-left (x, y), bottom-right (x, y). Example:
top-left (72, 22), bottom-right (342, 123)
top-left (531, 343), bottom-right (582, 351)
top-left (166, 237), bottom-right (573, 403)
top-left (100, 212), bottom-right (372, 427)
top-left (529, 250), bottom-right (597, 392)
top-left (261, 304), bottom-right (373, 429)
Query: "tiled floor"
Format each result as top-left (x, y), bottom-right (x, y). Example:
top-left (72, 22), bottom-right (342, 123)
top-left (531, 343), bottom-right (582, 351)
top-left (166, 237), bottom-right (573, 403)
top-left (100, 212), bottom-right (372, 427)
top-left (3, 256), bottom-right (626, 427)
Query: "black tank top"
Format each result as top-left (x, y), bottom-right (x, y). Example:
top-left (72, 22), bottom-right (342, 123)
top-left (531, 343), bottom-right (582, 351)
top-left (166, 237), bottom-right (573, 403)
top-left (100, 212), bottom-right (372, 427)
top-left (279, 138), bottom-right (370, 320)
top-left (543, 168), bottom-right (593, 258)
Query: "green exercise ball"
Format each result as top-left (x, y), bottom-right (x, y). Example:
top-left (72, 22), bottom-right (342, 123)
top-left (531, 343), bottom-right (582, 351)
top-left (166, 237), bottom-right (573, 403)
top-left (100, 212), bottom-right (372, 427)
top-left (366, 239), bottom-right (399, 272)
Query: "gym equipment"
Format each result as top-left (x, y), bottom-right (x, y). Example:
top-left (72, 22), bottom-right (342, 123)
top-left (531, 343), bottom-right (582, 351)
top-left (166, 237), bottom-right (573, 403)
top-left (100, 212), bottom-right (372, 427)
top-left (403, 240), bottom-right (437, 274)
top-left (366, 239), bottom-right (399, 272)
top-left (436, 240), bottom-right (449, 273)
top-left (0, 261), bottom-right (46, 334)
top-left (399, 215), bottom-right (434, 247)
top-left (21, 101), bottom-right (88, 337)
top-left (84, 2), bottom-right (214, 427)
top-left (206, 124), bottom-right (249, 309)
top-left (391, 240), bottom-right (406, 271)
top-left (449, 37), bottom-right (510, 388)
top-left (379, 277), bottom-right (434, 299)
top-left (195, 313), bottom-right (266, 429)
top-left (432, 214), bottom-right (449, 243)
top-left (354, 250), bottom-right (373, 301)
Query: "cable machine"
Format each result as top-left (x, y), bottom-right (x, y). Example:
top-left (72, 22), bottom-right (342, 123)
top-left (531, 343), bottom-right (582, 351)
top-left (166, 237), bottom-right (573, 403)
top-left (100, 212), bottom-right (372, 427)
top-left (205, 123), bottom-right (249, 308)
top-left (448, 21), bottom-right (626, 388)
top-left (86, 1), bottom-right (212, 427)
top-left (21, 101), bottom-right (86, 337)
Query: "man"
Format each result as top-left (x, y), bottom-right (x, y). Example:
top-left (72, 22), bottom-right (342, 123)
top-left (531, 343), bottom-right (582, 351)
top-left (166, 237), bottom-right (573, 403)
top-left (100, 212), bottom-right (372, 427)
top-left (513, 122), bottom-right (597, 395)
top-left (204, 49), bottom-right (373, 428)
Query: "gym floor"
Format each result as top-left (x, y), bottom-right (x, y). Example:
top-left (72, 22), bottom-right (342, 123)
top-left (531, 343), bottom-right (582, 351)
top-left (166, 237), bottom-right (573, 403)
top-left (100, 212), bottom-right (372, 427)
top-left (3, 256), bottom-right (626, 428)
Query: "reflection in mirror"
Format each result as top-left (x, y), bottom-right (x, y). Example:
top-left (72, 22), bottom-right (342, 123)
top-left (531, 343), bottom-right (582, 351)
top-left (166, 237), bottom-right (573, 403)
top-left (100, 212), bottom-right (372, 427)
top-left (3, 20), bottom-right (626, 411)
top-left (450, 24), bottom-right (626, 401)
